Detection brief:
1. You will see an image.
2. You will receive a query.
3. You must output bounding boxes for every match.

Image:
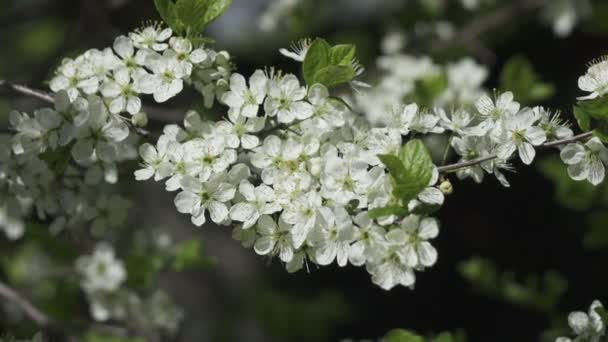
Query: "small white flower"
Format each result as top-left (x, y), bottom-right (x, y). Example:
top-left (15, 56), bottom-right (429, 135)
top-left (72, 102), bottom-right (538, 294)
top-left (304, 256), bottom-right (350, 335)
top-left (533, 106), bottom-right (573, 140)
top-left (129, 25), bottom-right (173, 51)
top-left (578, 57), bottom-right (608, 100)
top-left (561, 137), bottom-right (608, 185)
top-left (281, 191), bottom-right (322, 248)
top-left (168, 37), bottom-right (208, 75)
top-left (388, 103), bottom-right (418, 136)
top-left (366, 229), bottom-right (416, 290)
top-left (309, 206), bottom-right (355, 266)
top-left (229, 180), bottom-right (281, 229)
top-left (134, 135), bottom-right (173, 181)
top-left (264, 74), bottom-right (313, 124)
top-left (563, 300), bottom-right (605, 342)
top-left (496, 109), bottom-right (546, 165)
top-left (475, 91), bottom-right (520, 135)
top-left (138, 54), bottom-right (187, 103)
top-left (182, 138), bottom-right (236, 182)
top-left (76, 243), bottom-right (126, 293)
top-left (348, 212), bottom-right (386, 266)
top-left (279, 38), bottom-right (312, 62)
top-left (101, 67), bottom-right (142, 115)
top-left (437, 108), bottom-right (485, 136)
top-left (253, 215), bottom-right (296, 263)
top-left (222, 70), bottom-right (268, 119)
top-left (399, 215), bottom-right (439, 268)
top-left (174, 173), bottom-right (236, 226)
top-left (0, 207), bottom-right (25, 240)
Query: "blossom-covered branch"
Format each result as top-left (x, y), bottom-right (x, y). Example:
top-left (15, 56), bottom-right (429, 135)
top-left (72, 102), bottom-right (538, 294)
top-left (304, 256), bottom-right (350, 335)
top-left (437, 131), bottom-right (595, 173)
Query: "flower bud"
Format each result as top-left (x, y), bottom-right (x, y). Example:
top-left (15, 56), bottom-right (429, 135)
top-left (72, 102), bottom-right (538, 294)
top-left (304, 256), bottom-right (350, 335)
top-left (439, 180), bottom-right (453, 195)
top-left (132, 112), bottom-right (148, 127)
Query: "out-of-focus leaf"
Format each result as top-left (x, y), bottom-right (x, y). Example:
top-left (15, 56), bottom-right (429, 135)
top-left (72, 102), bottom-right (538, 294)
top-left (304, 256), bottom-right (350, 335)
top-left (383, 329), bottom-right (425, 342)
top-left (499, 55), bottom-right (554, 105)
top-left (459, 257), bottom-right (567, 314)
top-left (538, 157), bottom-right (598, 211)
top-left (584, 212), bottom-right (608, 249)
top-left (172, 238), bottom-right (214, 271)
top-left (411, 73), bottom-right (448, 108)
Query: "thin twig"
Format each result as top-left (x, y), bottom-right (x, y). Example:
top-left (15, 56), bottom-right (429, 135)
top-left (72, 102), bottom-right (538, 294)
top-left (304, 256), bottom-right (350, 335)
top-left (0, 80), bottom-right (54, 103)
top-left (0, 79), bottom-right (183, 125)
top-left (431, 0), bottom-right (549, 53)
top-left (0, 280), bottom-right (51, 328)
top-left (437, 131), bottom-right (595, 173)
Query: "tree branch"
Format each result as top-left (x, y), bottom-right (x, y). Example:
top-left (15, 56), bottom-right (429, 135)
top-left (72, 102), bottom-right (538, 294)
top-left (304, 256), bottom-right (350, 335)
top-left (437, 131), bottom-right (595, 174)
top-left (0, 279), bottom-right (51, 328)
top-left (0, 80), bottom-right (54, 103)
top-left (431, 0), bottom-right (549, 53)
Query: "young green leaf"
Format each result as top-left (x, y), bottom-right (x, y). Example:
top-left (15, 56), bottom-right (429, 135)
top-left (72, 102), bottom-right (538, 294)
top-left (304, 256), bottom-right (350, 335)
top-left (378, 140), bottom-right (433, 204)
top-left (175, 0), bottom-right (212, 34)
top-left (412, 73), bottom-right (448, 108)
top-left (154, 0), bottom-right (177, 27)
top-left (302, 38), bottom-right (331, 85)
top-left (383, 329), bottom-right (425, 342)
top-left (499, 55), bottom-right (554, 105)
top-left (577, 97), bottom-right (608, 120)
top-left (573, 105), bottom-right (591, 131)
top-left (378, 154), bottom-right (408, 184)
top-left (432, 333), bottom-right (456, 342)
top-left (367, 206), bottom-right (409, 219)
top-left (397, 139), bottom-right (433, 199)
top-left (203, 0), bottom-right (233, 26)
top-left (328, 44), bottom-right (356, 66)
top-left (313, 65), bottom-right (356, 88)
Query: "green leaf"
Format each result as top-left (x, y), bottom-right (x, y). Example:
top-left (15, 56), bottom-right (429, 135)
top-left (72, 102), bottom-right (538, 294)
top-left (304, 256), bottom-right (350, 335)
top-left (499, 55), bottom-right (554, 105)
top-left (203, 0), bottom-right (233, 26)
top-left (577, 97), bottom-right (608, 120)
top-left (383, 329), bottom-right (425, 342)
top-left (432, 333), bottom-right (455, 342)
top-left (583, 212), bottom-right (608, 250)
top-left (368, 206), bottom-right (409, 219)
top-left (378, 154), bottom-right (408, 184)
top-left (154, 0), bottom-right (176, 26)
top-left (396, 139), bottom-right (434, 201)
top-left (175, 0), bottom-right (212, 34)
top-left (302, 38), bottom-right (331, 85)
top-left (538, 156), bottom-right (598, 211)
top-left (378, 140), bottom-right (433, 204)
top-left (574, 105), bottom-right (592, 132)
top-left (313, 65), bottom-right (356, 88)
top-left (594, 305), bottom-right (608, 326)
top-left (172, 239), bottom-right (213, 271)
top-left (411, 73), bottom-right (448, 108)
top-left (328, 44), bottom-right (356, 66)
top-left (125, 253), bottom-right (166, 290)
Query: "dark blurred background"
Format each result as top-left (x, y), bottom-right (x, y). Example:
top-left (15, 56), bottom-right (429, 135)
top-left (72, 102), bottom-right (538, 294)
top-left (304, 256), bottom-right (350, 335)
top-left (2, 0), bottom-right (608, 341)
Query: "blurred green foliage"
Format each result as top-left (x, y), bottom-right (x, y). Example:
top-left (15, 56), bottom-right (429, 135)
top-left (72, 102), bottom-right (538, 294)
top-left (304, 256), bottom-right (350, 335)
top-left (539, 156), bottom-right (608, 250)
top-left (499, 55), bottom-right (554, 106)
top-left (459, 257), bottom-right (567, 315)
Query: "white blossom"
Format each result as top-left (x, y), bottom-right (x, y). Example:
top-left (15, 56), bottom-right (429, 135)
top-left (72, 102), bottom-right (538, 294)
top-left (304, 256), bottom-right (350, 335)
top-left (561, 137), bottom-right (608, 185)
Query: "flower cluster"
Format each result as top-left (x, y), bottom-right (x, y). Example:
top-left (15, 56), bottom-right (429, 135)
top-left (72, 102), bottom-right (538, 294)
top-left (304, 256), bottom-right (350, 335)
top-left (136, 66), bottom-right (447, 290)
top-left (75, 242), bottom-right (183, 333)
top-left (450, 95), bottom-right (575, 185)
top-left (135, 35), bottom-right (608, 290)
top-left (50, 23), bottom-right (232, 115)
top-left (2, 91), bottom-right (133, 234)
top-left (1, 24), bottom-right (233, 237)
top-left (556, 300), bottom-right (606, 342)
